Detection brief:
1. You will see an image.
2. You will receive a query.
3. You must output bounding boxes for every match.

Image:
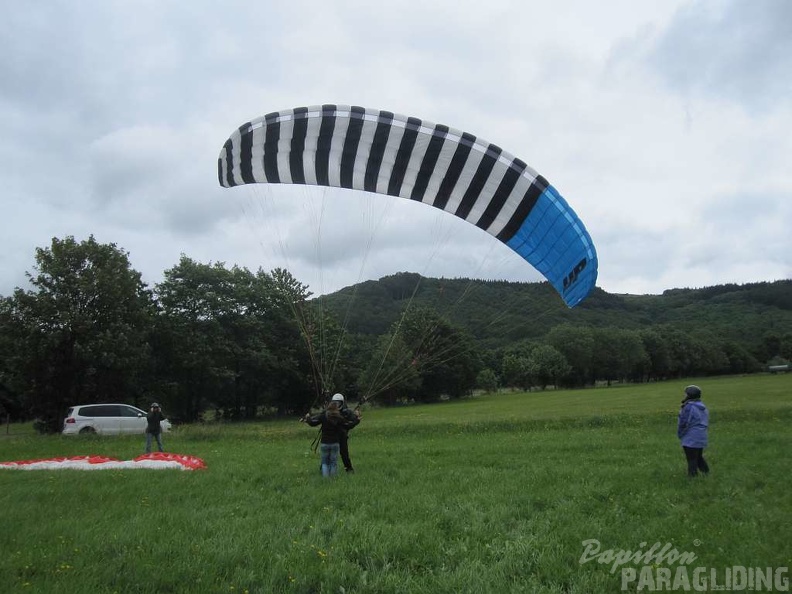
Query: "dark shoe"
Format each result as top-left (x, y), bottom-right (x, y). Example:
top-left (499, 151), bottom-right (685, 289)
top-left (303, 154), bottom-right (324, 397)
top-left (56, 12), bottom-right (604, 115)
top-left (346, 467), bottom-right (355, 473)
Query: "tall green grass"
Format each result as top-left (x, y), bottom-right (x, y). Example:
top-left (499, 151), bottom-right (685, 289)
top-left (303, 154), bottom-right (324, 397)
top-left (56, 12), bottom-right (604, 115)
top-left (1, 374), bottom-right (790, 593)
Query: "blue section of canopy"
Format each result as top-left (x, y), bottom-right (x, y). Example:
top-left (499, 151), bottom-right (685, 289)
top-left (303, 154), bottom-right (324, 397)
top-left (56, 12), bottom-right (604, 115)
top-left (506, 185), bottom-right (597, 307)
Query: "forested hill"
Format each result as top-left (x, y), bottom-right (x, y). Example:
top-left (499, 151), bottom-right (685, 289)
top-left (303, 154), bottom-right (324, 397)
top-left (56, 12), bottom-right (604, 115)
top-left (316, 274), bottom-right (792, 350)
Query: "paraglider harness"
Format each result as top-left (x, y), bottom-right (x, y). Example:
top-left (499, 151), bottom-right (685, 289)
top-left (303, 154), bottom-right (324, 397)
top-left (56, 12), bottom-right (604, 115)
top-left (305, 395), bottom-right (359, 453)
top-left (310, 425), bottom-right (322, 454)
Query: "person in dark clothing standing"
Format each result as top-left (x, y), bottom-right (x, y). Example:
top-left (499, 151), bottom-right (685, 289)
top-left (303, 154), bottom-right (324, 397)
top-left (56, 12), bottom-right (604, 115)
top-left (677, 385), bottom-right (710, 477)
top-left (302, 400), bottom-right (357, 477)
top-left (330, 393), bottom-right (361, 473)
top-left (144, 403), bottom-right (165, 453)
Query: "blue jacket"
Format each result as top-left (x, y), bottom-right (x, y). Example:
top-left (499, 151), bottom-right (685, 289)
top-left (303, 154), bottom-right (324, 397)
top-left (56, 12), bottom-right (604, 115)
top-left (677, 400), bottom-right (709, 448)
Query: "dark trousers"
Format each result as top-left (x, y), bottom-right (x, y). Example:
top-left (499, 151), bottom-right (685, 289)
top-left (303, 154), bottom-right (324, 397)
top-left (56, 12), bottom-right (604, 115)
top-left (683, 446), bottom-right (709, 477)
top-left (339, 432), bottom-right (353, 471)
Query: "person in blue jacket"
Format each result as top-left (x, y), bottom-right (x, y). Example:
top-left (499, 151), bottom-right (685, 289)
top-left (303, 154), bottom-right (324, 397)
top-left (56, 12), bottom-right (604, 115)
top-left (677, 385), bottom-right (710, 477)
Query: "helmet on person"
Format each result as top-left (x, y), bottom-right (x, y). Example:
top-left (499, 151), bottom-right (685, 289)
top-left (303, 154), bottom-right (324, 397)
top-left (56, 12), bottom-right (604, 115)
top-left (683, 385), bottom-right (701, 399)
top-left (331, 393), bottom-right (345, 403)
top-left (151, 402), bottom-right (161, 408)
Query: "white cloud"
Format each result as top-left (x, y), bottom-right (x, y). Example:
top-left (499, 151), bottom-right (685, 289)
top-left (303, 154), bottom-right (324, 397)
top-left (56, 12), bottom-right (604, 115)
top-left (1, 0), bottom-right (789, 301)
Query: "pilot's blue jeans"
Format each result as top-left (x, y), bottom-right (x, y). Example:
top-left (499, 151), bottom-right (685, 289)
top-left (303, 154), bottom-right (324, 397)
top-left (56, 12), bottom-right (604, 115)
top-left (319, 443), bottom-right (340, 477)
top-left (146, 432), bottom-right (164, 453)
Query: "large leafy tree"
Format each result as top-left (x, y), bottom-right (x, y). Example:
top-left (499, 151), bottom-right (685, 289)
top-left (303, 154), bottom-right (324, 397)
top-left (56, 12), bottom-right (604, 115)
top-left (360, 306), bottom-right (480, 402)
top-left (500, 341), bottom-right (536, 390)
top-left (720, 339), bottom-right (760, 374)
top-left (501, 353), bottom-right (531, 391)
top-left (274, 267), bottom-right (361, 407)
top-left (0, 297), bottom-right (27, 419)
top-left (638, 328), bottom-right (672, 381)
top-left (476, 368), bottom-right (499, 393)
top-left (267, 270), bottom-right (338, 415)
top-left (9, 236), bottom-right (154, 432)
top-left (590, 327), bottom-right (649, 385)
top-left (546, 324), bottom-right (595, 386)
top-left (154, 258), bottom-right (315, 420)
top-left (402, 306), bottom-right (481, 401)
top-left (357, 332), bottom-right (422, 406)
top-left (527, 344), bottom-right (571, 390)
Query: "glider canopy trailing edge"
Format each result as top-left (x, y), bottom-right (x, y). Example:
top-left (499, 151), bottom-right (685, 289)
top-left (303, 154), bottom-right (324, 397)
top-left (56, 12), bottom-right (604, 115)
top-left (218, 105), bottom-right (598, 307)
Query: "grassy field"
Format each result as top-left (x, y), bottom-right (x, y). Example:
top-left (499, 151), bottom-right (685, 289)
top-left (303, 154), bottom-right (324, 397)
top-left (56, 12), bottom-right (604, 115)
top-left (1, 374), bottom-right (790, 593)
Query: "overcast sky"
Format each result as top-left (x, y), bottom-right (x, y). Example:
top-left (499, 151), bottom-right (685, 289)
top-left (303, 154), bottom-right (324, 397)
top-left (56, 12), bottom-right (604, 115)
top-left (2, 0), bottom-right (791, 302)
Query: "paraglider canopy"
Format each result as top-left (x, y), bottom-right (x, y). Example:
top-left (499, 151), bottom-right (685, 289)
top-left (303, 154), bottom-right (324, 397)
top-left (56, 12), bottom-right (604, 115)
top-left (218, 105), bottom-right (598, 307)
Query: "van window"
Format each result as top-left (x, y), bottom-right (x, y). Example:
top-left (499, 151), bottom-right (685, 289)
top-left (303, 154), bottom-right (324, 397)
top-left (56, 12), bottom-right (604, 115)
top-left (119, 406), bottom-right (141, 418)
top-left (78, 405), bottom-right (99, 417)
top-left (80, 405), bottom-right (122, 417)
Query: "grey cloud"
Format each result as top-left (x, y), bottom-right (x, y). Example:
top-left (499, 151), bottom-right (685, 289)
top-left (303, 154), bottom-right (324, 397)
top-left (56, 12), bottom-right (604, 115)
top-left (2, 1), bottom-right (789, 299)
top-left (646, 0), bottom-right (792, 112)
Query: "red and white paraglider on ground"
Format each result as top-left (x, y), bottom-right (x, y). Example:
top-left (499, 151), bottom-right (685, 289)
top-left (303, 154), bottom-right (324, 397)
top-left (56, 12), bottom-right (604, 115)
top-left (0, 452), bottom-right (206, 471)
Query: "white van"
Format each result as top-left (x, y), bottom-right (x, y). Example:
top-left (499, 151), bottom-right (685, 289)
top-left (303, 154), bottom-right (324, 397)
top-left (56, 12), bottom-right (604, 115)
top-left (62, 404), bottom-right (172, 436)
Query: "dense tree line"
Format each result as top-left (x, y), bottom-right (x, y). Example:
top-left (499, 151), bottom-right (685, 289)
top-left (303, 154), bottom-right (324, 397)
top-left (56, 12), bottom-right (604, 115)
top-left (1, 237), bottom-right (790, 432)
top-left (0, 238), bottom-right (481, 431)
top-left (321, 274), bottom-right (792, 390)
top-left (0, 238), bottom-right (322, 431)
top-left (489, 324), bottom-right (764, 392)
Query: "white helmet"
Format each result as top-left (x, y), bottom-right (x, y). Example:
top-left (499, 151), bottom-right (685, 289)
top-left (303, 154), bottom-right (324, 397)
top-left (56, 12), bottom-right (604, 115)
top-left (331, 393), bottom-right (345, 403)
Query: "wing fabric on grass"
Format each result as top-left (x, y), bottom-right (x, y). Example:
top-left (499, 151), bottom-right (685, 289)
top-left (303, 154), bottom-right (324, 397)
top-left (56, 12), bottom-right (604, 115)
top-left (0, 453), bottom-right (206, 470)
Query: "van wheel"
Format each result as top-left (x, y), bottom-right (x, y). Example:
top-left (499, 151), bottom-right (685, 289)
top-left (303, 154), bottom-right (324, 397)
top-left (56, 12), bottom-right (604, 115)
top-left (79, 426), bottom-right (96, 434)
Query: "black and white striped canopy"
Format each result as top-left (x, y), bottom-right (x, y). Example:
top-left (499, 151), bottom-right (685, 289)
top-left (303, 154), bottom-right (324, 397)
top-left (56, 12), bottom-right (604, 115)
top-left (218, 105), bottom-right (597, 307)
